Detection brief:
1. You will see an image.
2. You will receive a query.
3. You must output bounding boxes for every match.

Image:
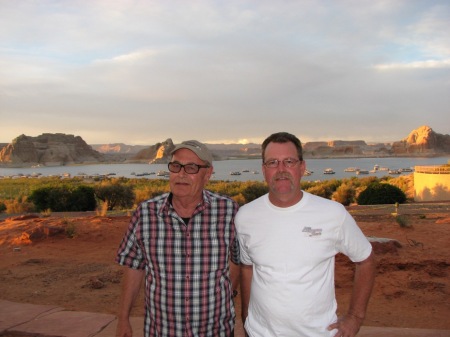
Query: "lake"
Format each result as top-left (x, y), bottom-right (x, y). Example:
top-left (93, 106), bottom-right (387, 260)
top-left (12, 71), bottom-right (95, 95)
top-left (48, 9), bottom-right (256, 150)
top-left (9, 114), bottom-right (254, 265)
top-left (1, 157), bottom-right (448, 182)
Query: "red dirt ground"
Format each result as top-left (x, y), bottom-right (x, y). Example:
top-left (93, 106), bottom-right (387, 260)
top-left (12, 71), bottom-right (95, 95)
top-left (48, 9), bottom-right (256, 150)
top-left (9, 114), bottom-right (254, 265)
top-left (1, 202), bottom-right (449, 331)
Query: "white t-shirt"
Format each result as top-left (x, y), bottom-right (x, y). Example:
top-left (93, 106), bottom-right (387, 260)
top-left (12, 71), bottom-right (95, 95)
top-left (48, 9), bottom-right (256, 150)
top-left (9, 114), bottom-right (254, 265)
top-left (235, 192), bottom-right (372, 337)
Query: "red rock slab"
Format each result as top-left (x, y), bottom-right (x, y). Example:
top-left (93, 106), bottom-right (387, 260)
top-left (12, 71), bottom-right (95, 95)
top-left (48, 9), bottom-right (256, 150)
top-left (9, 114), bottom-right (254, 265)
top-left (95, 316), bottom-right (144, 337)
top-left (8, 310), bottom-right (115, 337)
top-left (0, 299), bottom-right (63, 332)
top-left (359, 326), bottom-right (450, 337)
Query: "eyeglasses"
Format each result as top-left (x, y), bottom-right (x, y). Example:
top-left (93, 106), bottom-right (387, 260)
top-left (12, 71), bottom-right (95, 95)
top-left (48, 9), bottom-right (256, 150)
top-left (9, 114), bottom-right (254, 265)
top-left (168, 162), bottom-right (210, 174)
top-left (263, 158), bottom-right (301, 168)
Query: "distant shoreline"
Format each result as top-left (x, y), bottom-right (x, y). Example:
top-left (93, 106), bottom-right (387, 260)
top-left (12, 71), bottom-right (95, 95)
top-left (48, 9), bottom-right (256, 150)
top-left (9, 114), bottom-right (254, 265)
top-left (1, 153), bottom-right (449, 169)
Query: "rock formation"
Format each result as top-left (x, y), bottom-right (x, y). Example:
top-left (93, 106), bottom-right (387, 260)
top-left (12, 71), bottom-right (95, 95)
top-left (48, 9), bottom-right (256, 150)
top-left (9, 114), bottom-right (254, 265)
top-left (391, 126), bottom-right (450, 155)
top-left (0, 133), bottom-right (105, 167)
top-left (128, 138), bottom-right (175, 164)
top-left (303, 140), bottom-right (368, 157)
top-left (91, 143), bottom-right (149, 154)
top-left (1, 126), bottom-right (448, 167)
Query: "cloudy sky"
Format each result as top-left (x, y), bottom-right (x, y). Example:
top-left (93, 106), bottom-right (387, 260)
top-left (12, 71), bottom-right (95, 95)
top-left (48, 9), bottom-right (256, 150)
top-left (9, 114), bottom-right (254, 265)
top-left (1, 1), bottom-right (449, 146)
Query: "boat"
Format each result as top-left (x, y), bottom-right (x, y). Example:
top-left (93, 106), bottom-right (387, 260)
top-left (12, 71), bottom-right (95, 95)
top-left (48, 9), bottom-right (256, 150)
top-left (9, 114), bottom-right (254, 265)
top-left (344, 167), bottom-right (359, 172)
top-left (304, 169), bottom-right (313, 176)
top-left (356, 169), bottom-right (369, 175)
top-left (323, 168), bottom-right (335, 174)
top-left (399, 167), bottom-right (414, 172)
top-left (373, 164), bottom-right (380, 171)
top-left (388, 169), bottom-right (401, 175)
top-left (157, 170), bottom-right (170, 177)
top-left (230, 171), bottom-right (241, 176)
top-left (241, 169), bottom-right (250, 173)
top-left (251, 170), bottom-right (260, 174)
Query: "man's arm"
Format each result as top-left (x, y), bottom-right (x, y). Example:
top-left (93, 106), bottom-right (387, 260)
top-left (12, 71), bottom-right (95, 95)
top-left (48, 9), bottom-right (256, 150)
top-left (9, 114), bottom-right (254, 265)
top-left (328, 251), bottom-right (376, 337)
top-left (116, 268), bottom-right (145, 337)
top-left (229, 259), bottom-right (240, 295)
top-left (240, 264), bottom-right (253, 325)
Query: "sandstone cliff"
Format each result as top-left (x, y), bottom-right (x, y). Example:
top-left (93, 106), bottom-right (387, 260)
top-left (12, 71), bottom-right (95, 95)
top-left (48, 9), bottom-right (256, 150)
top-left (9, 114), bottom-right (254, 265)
top-left (91, 143), bottom-right (149, 154)
top-left (0, 133), bottom-right (105, 167)
top-left (1, 126), bottom-right (448, 167)
top-left (128, 138), bottom-right (175, 164)
top-left (302, 140), bottom-right (391, 158)
top-left (391, 126), bottom-right (450, 155)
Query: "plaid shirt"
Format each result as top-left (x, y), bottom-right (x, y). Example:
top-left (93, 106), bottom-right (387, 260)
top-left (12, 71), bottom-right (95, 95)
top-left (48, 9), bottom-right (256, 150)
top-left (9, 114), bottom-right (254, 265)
top-left (116, 190), bottom-right (240, 337)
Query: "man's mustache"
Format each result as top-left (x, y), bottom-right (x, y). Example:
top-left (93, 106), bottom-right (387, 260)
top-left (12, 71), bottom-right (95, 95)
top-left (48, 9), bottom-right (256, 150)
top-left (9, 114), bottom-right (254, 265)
top-left (273, 172), bottom-right (293, 181)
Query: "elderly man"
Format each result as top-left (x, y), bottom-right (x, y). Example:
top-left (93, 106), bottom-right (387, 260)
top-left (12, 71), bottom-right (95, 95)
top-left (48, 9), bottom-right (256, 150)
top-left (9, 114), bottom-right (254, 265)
top-left (116, 140), bottom-right (240, 337)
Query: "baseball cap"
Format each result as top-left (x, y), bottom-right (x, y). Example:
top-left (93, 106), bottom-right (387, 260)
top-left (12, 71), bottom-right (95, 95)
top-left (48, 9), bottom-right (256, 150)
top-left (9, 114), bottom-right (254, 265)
top-left (170, 140), bottom-right (213, 166)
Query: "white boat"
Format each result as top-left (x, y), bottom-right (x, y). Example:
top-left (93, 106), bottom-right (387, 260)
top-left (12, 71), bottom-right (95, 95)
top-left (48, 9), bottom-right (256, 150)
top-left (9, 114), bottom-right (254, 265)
top-left (399, 167), bottom-right (414, 172)
top-left (344, 167), bottom-right (359, 172)
top-left (323, 168), bottom-right (335, 174)
top-left (157, 170), bottom-right (170, 177)
top-left (304, 169), bottom-right (313, 176)
top-left (388, 169), bottom-right (401, 175)
top-left (230, 171), bottom-right (241, 176)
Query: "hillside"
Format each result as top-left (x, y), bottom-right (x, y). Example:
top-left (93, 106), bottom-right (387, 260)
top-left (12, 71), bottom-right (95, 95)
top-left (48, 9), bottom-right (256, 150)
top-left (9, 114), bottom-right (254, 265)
top-left (1, 126), bottom-right (449, 167)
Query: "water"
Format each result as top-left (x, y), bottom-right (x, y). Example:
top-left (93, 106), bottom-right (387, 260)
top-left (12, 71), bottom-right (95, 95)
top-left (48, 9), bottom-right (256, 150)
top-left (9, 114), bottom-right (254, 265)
top-left (1, 157), bottom-right (448, 182)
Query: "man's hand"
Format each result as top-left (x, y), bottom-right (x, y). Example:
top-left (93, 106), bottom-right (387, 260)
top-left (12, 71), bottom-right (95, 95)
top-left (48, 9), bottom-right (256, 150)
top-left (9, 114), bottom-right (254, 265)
top-left (328, 313), bottom-right (363, 337)
top-left (116, 317), bottom-right (133, 337)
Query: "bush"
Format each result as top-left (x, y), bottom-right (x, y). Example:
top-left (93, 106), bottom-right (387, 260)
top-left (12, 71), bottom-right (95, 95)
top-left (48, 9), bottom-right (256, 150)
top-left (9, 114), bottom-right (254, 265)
top-left (332, 183), bottom-right (356, 206)
top-left (241, 182), bottom-right (268, 203)
top-left (4, 197), bottom-right (35, 214)
top-left (0, 201), bottom-right (6, 213)
top-left (356, 182), bottom-right (407, 205)
top-left (395, 215), bottom-right (411, 228)
top-left (29, 185), bottom-right (96, 212)
top-left (95, 183), bottom-right (135, 210)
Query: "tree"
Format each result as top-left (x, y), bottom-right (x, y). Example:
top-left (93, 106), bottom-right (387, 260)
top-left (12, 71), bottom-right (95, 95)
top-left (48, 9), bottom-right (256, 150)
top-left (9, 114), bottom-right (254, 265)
top-left (356, 182), bottom-right (407, 205)
top-left (95, 183), bottom-right (135, 210)
top-left (241, 182), bottom-right (268, 203)
top-left (333, 183), bottom-right (356, 206)
top-left (29, 185), bottom-right (96, 212)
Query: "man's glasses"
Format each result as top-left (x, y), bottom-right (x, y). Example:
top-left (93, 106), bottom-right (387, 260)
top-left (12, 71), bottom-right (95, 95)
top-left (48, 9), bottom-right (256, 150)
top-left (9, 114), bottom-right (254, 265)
top-left (263, 158), bottom-right (301, 168)
top-left (168, 162), bottom-right (210, 174)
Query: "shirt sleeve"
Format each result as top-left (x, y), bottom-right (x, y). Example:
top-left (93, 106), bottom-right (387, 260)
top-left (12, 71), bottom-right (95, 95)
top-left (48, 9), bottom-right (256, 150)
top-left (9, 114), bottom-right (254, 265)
top-left (115, 207), bottom-right (147, 270)
top-left (336, 210), bottom-right (372, 263)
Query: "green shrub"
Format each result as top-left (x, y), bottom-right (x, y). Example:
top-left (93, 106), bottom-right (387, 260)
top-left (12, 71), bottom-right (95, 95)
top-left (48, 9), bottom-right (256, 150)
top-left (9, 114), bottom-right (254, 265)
top-left (29, 185), bottom-right (96, 212)
top-left (241, 182), bottom-right (268, 203)
top-left (0, 201), bottom-right (6, 213)
top-left (95, 183), bottom-right (135, 210)
top-left (356, 182), bottom-right (407, 205)
top-left (395, 215), bottom-right (411, 228)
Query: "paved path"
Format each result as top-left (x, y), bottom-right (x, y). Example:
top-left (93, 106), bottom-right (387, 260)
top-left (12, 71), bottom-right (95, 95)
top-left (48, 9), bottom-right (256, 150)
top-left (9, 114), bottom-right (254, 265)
top-left (1, 299), bottom-right (449, 337)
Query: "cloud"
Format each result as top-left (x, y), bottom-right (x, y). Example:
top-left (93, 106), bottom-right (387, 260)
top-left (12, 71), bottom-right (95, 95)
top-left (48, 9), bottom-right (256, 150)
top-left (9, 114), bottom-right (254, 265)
top-left (374, 59), bottom-right (450, 70)
top-left (0, 1), bottom-right (449, 145)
